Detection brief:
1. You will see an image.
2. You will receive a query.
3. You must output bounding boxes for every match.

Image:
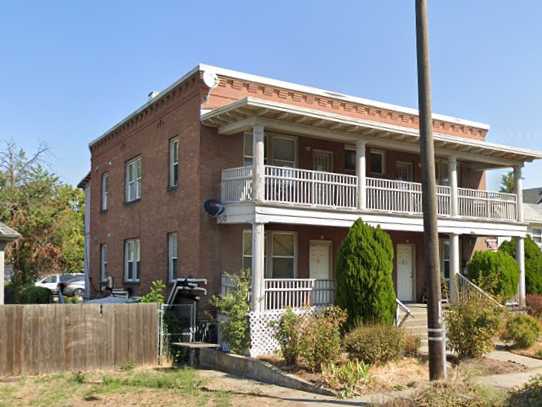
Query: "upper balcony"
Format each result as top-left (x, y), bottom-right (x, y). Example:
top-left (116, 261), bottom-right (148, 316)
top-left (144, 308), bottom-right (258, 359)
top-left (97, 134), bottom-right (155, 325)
top-left (203, 97), bottom-right (542, 233)
top-left (221, 165), bottom-right (519, 222)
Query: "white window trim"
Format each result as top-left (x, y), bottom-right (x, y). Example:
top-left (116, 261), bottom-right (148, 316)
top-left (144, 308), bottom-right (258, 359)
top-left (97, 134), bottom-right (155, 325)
top-left (101, 173), bottom-right (109, 211)
top-left (124, 239), bottom-right (141, 282)
top-left (529, 226), bottom-right (542, 247)
top-left (242, 229), bottom-right (298, 278)
top-left (125, 157), bottom-right (142, 202)
top-left (270, 134), bottom-right (298, 168)
top-left (169, 138), bottom-right (179, 188)
top-left (270, 231), bottom-right (297, 279)
top-left (168, 232), bottom-right (178, 282)
top-left (369, 149), bottom-right (385, 176)
top-left (100, 244), bottom-right (108, 282)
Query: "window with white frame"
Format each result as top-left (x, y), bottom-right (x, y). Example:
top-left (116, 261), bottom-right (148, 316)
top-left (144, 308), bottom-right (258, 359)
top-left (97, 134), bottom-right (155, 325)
top-left (270, 136), bottom-right (296, 167)
top-left (368, 149), bottom-right (385, 176)
top-left (241, 230), bottom-right (297, 279)
top-left (125, 157), bottom-right (142, 202)
top-left (270, 232), bottom-right (296, 278)
top-left (529, 227), bottom-right (542, 247)
top-left (169, 138), bottom-right (179, 188)
top-left (101, 173), bottom-right (109, 211)
top-left (168, 232), bottom-right (178, 282)
top-left (100, 244), bottom-right (108, 282)
top-left (243, 133), bottom-right (269, 166)
top-left (436, 160), bottom-right (449, 186)
top-left (124, 239), bottom-right (140, 282)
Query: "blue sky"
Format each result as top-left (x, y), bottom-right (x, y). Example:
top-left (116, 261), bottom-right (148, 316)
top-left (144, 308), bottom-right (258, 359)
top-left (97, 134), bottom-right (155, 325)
top-left (1, 1), bottom-right (541, 189)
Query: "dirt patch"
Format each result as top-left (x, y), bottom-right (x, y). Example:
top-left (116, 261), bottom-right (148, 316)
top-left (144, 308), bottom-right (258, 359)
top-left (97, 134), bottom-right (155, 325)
top-left (509, 342), bottom-right (542, 360)
top-left (456, 356), bottom-right (528, 377)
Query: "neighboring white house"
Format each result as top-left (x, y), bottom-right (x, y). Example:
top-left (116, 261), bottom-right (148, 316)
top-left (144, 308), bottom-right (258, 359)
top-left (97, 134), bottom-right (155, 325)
top-left (0, 222), bottom-right (20, 305)
top-left (524, 203), bottom-right (542, 249)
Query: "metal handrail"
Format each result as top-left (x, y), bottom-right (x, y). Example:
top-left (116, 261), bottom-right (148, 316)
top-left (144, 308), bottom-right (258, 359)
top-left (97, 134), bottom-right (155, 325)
top-left (395, 298), bottom-right (414, 327)
top-left (456, 274), bottom-right (504, 308)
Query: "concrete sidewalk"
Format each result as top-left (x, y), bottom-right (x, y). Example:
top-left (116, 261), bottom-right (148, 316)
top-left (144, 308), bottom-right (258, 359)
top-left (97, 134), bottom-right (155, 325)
top-left (475, 350), bottom-right (542, 389)
top-left (199, 369), bottom-right (414, 406)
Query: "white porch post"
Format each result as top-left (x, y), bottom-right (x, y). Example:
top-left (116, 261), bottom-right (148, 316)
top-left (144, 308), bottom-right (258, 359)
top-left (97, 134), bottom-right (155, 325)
top-left (449, 233), bottom-right (460, 303)
top-left (514, 164), bottom-right (526, 307)
top-left (448, 156), bottom-right (459, 217)
top-left (356, 140), bottom-right (367, 210)
top-left (514, 165), bottom-right (524, 222)
top-left (251, 222), bottom-right (265, 313)
top-left (252, 124), bottom-right (265, 203)
top-left (517, 237), bottom-right (526, 307)
top-left (0, 242), bottom-right (5, 305)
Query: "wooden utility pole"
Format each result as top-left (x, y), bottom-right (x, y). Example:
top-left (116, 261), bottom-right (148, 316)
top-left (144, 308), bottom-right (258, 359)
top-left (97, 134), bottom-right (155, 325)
top-left (415, 0), bottom-right (447, 380)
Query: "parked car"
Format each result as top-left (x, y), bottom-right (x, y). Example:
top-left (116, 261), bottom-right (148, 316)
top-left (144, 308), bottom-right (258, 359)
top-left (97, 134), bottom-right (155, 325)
top-left (62, 276), bottom-right (86, 297)
top-left (35, 273), bottom-right (84, 293)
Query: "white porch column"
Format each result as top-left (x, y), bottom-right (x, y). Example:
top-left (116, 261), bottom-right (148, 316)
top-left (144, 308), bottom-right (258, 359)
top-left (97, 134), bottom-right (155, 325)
top-left (251, 222), bottom-right (265, 313)
top-left (514, 165), bottom-right (524, 222)
top-left (252, 125), bottom-right (265, 203)
top-left (356, 140), bottom-right (367, 210)
top-left (449, 233), bottom-right (460, 303)
top-left (517, 237), bottom-right (526, 307)
top-left (448, 156), bottom-right (459, 217)
top-left (0, 242), bottom-right (5, 305)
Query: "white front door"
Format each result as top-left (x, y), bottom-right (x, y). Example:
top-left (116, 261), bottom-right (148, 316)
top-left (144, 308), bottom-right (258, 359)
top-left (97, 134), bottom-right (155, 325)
top-left (397, 244), bottom-right (415, 301)
top-left (309, 241), bottom-right (332, 280)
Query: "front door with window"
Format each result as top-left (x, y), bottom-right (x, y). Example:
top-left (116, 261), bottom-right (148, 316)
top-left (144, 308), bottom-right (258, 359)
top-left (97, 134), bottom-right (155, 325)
top-left (397, 244), bottom-right (415, 301)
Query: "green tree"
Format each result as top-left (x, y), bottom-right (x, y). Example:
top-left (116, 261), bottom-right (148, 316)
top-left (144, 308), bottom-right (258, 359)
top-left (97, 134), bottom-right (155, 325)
top-left (500, 237), bottom-right (542, 294)
top-left (336, 219), bottom-right (396, 327)
top-left (466, 250), bottom-right (519, 301)
top-left (499, 171), bottom-right (514, 193)
top-left (211, 272), bottom-right (251, 354)
top-left (0, 141), bottom-right (84, 287)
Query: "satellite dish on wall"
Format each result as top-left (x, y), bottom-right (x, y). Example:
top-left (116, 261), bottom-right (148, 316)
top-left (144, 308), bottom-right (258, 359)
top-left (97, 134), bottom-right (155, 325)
top-left (202, 71), bottom-right (219, 89)
top-left (204, 199), bottom-right (225, 217)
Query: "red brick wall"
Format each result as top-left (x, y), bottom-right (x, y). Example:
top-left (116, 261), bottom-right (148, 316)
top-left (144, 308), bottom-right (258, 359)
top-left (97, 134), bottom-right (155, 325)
top-left (89, 77), bottom-right (203, 296)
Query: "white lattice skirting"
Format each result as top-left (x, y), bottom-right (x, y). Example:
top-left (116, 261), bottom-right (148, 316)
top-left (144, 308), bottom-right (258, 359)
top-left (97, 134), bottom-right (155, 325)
top-left (248, 307), bottom-right (319, 357)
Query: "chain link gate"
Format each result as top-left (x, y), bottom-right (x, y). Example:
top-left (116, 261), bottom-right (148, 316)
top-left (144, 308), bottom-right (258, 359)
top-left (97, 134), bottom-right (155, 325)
top-left (158, 303), bottom-right (196, 364)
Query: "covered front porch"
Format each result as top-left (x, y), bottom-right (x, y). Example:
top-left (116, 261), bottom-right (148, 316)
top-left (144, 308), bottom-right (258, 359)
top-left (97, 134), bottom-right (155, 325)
top-left (221, 223), bottom-right (520, 313)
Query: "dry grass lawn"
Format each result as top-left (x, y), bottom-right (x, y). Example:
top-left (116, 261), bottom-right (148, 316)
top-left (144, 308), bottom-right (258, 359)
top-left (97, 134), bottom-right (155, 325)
top-left (0, 366), bottom-right (296, 407)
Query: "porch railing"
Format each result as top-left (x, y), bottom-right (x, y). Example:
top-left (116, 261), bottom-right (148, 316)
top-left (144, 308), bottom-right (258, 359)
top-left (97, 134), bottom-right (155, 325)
top-left (458, 188), bottom-right (517, 222)
top-left (221, 166), bottom-right (253, 203)
top-left (221, 165), bottom-right (519, 222)
top-left (264, 166), bottom-right (357, 208)
top-left (263, 278), bottom-right (335, 311)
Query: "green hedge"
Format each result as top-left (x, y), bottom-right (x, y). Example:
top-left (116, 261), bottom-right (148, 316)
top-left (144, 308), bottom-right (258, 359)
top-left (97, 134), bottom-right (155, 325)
top-left (19, 286), bottom-right (51, 304)
top-left (336, 219), bottom-right (395, 327)
top-left (500, 237), bottom-right (542, 295)
top-left (466, 250), bottom-right (519, 301)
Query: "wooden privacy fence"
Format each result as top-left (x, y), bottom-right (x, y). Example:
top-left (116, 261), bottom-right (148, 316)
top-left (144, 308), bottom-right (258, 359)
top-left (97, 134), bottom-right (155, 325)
top-left (0, 303), bottom-right (159, 376)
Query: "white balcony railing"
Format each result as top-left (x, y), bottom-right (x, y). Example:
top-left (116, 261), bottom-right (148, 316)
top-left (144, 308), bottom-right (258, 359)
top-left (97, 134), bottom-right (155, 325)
top-left (264, 165), bottom-right (357, 208)
top-left (264, 279), bottom-right (335, 311)
top-left (458, 188), bottom-right (517, 222)
top-left (221, 166), bottom-right (253, 203)
top-left (221, 165), bottom-right (519, 222)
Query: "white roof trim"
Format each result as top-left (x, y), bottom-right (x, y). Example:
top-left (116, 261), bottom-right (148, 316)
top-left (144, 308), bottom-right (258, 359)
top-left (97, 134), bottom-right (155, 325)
top-left (89, 63), bottom-right (493, 149)
top-left (201, 97), bottom-right (542, 161)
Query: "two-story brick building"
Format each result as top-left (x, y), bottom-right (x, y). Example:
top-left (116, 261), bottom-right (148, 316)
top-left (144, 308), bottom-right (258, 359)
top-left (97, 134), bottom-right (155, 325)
top-left (82, 65), bottom-right (540, 351)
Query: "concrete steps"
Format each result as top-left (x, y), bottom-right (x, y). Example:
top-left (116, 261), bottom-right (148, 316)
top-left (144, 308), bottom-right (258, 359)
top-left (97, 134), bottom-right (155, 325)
top-left (401, 303), bottom-right (429, 348)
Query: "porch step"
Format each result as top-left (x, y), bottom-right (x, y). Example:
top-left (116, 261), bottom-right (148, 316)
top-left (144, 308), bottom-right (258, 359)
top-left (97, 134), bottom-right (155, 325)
top-left (401, 303), bottom-right (429, 345)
